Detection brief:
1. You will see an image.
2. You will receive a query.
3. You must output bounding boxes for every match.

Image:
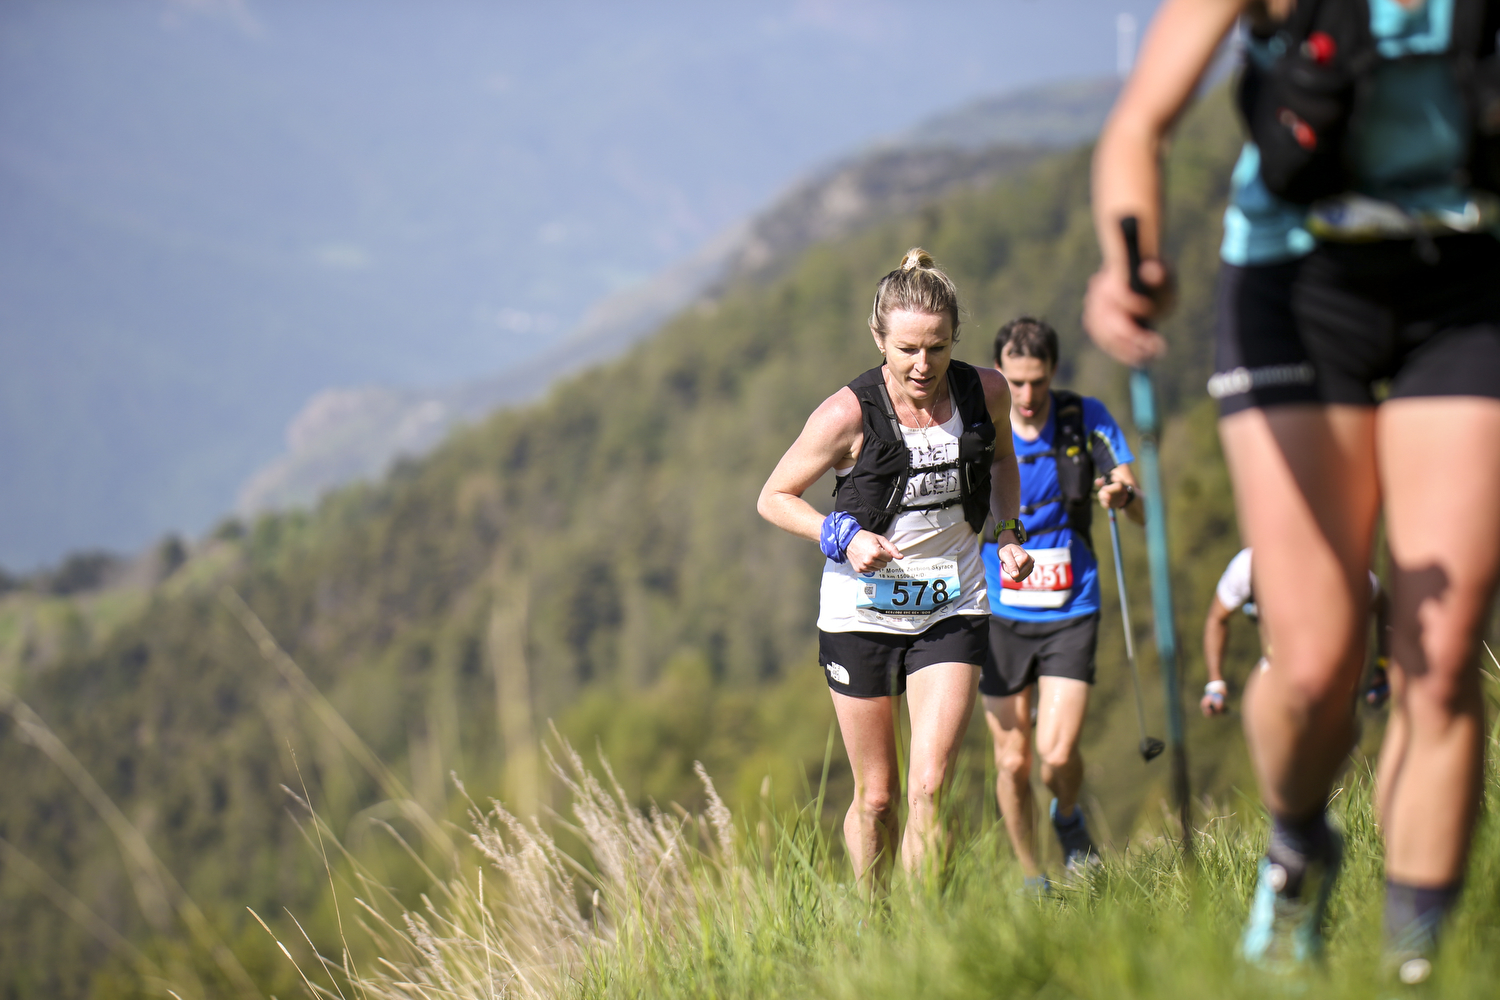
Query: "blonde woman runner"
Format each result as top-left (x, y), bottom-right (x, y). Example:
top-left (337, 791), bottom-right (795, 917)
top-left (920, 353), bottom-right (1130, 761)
top-left (759, 248), bottom-right (1032, 891)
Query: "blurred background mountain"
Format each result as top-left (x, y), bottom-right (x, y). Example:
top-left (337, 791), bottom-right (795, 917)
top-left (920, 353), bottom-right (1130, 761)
top-left (0, 0), bottom-right (1159, 569)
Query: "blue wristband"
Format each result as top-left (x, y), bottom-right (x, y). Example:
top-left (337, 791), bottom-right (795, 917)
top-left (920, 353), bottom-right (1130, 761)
top-left (819, 512), bottom-right (864, 564)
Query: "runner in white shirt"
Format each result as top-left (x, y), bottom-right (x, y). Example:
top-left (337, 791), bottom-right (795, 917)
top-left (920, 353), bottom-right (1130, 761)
top-left (758, 248), bottom-right (1031, 894)
top-left (1202, 548), bottom-right (1390, 716)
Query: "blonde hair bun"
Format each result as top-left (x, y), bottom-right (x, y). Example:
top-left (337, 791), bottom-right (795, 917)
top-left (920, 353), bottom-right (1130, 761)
top-left (869, 247), bottom-right (961, 341)
top-left (900, 247), bottom-right (934, 272)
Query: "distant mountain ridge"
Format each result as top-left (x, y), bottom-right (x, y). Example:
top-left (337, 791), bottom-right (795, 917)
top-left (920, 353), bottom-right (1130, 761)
top-left (236, 77), bottom-right (1120, 515)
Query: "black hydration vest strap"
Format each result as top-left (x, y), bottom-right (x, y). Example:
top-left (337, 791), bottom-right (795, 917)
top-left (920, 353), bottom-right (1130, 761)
top-left (886, 367), bottom-right (969, 515)
top-left (872, 379), bottom-right (905, 444)
top-left (948, 362), bottom-right (997, 533)
top-left (1024, 390), bottom-right (1120, 554)
top-left (1020, 493), bottom-right (1065, 516)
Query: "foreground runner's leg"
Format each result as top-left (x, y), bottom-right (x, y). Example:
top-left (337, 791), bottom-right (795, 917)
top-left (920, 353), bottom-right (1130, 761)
top-left (901, 661), bottom-right (979, 876)
top-left (1034, 676), bottom-right (1096, 871)
top-left (1220, 404), bottom-right (1379, 965)
top-left (983, 688), bottom-right (1041, 879)
top-left (829, 691), bottom-right (901, 894)
top-left (1375, 398), bottom-right (1500, 970)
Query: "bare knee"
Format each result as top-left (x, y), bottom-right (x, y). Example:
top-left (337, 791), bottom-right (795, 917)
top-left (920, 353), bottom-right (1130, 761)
top-left (1272, 648), bottom-right (1360, 715)
top-left (1392, 594), bottom-right (1491, 718)
top-left (907, 764), bottom-right (949, 808)
top-left (854, 784), bottom-right (898, 824)
top-left (1039, 742), bottom-right (1079, 773)
top-left (1402, 659), bottom-right (1483, 724)
top-left (995, 737), bottom-right (1032, 783)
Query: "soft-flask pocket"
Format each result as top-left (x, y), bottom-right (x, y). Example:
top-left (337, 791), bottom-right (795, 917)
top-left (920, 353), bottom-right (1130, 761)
top-left (1237, 33), bottom-right (1359, 204)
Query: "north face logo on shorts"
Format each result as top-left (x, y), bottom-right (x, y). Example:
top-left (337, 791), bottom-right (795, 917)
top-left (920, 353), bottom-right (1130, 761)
top-left (825, 661), bottom-right (850, 685)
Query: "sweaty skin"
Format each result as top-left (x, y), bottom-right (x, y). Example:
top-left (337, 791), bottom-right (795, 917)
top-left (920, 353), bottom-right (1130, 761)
top-left (758, 308), bottom-right (1033, 892)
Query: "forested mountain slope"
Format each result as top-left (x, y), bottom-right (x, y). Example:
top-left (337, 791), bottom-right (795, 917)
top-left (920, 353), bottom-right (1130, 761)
top-left (0, 89), bottom-right (1282, 998)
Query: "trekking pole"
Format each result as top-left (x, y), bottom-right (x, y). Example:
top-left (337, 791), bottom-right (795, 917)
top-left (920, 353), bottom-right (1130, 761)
top-left (1108, 507), bottom-right (1165, 762)
top-left (1119, 217), bottom-right (1193, 856)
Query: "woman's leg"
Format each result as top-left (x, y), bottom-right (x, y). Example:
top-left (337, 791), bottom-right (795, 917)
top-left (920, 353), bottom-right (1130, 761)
top-left (1219, 404), bottom-right (1380, 820)
top-left (902, 661), bottom-right (979, 875)
top-left (829, 690), bottom-right (901, 894)
top-left (1376, 397), bottom-right (1500, 886)
top-left (982, 689), bottom-right (1039, 876)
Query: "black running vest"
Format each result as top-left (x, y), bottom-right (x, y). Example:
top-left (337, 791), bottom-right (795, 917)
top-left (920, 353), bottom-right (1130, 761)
top-left (831, 361), bottom-right (995, 536)
top-left (1237, 0), bottom-right (1500, 204)
top-left (1016, 390), bottom-right (1119, 553)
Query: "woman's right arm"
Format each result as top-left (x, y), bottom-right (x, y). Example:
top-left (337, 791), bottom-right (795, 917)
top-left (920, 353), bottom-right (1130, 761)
top-left (757, 388), bottom-right (904, 571)
top-left (1084, 0), bottom-right (1247, 365)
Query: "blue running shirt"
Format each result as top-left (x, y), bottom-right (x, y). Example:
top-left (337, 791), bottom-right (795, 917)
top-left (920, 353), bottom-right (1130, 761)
top-left (982, 394), bottom-right (1133, 623)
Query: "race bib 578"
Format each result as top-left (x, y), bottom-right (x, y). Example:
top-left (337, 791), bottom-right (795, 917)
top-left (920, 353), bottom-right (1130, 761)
top-left (856, 557), bottom-right (961, 625)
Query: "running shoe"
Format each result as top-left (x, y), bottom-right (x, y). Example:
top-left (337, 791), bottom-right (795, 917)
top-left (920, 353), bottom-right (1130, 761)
top-left (1383, 909), bottom-right (1443, 987)
top-left (1050, 799), bottom-right (1100, 873)
top-left (1240, 830), bottom-right (1343, 970)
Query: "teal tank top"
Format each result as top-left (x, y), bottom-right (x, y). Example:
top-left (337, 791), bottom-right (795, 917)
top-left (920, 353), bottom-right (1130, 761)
top-left (1221, 0), bottom-right (1486, 265)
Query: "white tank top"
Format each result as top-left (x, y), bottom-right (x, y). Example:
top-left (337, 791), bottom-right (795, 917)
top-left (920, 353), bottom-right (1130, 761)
top-left (817, 406), bottom-right (989, 634)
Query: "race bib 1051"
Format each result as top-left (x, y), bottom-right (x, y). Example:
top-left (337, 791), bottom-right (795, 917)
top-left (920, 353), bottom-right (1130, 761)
top-left (999, 546), bottom-right (1073, 609)
top-left (855, 557), bottom-right (961, 626)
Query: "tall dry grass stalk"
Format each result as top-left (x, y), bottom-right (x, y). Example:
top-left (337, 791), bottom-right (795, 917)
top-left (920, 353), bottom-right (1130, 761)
top-left (262, 733), bottom-right (746, 1000)
top-left (0, 691), bottom-right (261, 998)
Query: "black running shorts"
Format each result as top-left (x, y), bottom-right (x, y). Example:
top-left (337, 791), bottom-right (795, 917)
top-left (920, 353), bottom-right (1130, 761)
top-left (979, 613), bottom-right (1099, 699)
top-left (818, 614), bottom-right (987, 699)
top-left (1211, 234), bottom-right (1500, 416)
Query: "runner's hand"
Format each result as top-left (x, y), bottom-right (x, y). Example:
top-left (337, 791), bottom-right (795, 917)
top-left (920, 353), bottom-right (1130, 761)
top-left (1082, 260), bottom-right (1173, 367)
top-left (1095, 476), bottom-right (1135, 510)
top-left (997, 543), bottom-right (1033, 583)
top-left (1201, 680), bottom-right (1228, 717)
top-left (845, 531), bottom-right (903, 573)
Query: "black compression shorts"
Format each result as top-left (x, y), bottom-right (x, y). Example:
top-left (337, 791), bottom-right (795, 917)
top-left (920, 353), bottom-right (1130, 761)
top-left (979, 613), bottom-right (1099, 698)
top-left (818, 614), bottom-right (987, 699)
top-left (1211, 234), bottom-right (1500, 416)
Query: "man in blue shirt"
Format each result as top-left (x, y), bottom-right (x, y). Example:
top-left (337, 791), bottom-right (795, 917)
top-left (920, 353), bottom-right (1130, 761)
top-left (981, 317), bottom-right (1142, 885)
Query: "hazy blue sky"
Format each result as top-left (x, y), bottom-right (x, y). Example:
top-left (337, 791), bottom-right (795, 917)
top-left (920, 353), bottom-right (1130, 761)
top-left (0, 0), bottom-right (1165, 567)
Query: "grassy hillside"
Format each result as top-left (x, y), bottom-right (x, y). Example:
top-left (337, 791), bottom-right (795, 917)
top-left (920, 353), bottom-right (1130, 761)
top-left (0, 87), bottom-right (1370, 997)
top-left (292, 737), bottom-right (1500, 1000)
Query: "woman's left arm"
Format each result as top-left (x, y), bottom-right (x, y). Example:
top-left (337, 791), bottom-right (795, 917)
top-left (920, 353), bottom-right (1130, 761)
top-left (978, 368), bottom-right (1033, 582)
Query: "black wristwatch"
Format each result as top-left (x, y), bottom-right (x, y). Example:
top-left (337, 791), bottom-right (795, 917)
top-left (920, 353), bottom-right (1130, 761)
top-left (993, 518), bottom-right (1027, 544)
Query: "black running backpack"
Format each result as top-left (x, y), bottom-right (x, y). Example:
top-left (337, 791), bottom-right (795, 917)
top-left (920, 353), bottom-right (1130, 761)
top-left (1236, 0), bottom-right (1500, 204)
top-left (1015, 390), bottom-right (1120, 554)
